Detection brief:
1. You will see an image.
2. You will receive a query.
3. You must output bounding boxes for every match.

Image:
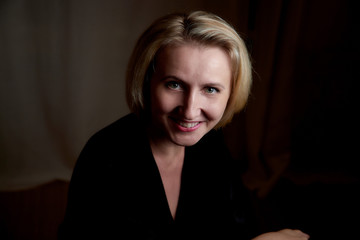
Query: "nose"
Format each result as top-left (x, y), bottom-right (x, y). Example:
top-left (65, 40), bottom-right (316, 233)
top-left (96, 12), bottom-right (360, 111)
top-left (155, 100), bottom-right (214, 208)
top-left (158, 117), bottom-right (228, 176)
top-left (181, 91), bottom-right (201, 120)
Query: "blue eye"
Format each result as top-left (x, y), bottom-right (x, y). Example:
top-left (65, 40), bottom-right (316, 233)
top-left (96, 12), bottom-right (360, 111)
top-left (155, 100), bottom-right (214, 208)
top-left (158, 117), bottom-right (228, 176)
top-left (205, 87), bottom-right (219, 94)
top-left (166, 81), bottom-right (181, 90)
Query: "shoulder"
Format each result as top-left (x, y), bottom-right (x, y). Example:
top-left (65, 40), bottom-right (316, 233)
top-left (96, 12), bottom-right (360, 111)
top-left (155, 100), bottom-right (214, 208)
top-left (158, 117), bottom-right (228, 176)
top-left (87, 113), bottom-right (143, 147)
top-left (70, 113), bottom-right (148, 184)
top-left (91, 113), bottom-right (140, 140)
top-left (186, 129), bottom-right (232, 172)
top-left (77, 113), bottom-right (147, 165)
top-left (190, 129), bottom-right (229, 155)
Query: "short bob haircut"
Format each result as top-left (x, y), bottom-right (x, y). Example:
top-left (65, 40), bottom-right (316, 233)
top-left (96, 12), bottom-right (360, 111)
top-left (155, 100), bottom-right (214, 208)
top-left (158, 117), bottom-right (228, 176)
top-left (126, 11), bottom-right (252, 128)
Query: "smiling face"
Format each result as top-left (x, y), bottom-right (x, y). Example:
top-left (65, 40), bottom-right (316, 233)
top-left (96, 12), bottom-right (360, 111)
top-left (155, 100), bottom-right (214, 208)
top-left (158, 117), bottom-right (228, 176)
top-left (149, 43), bottom-right (232, 147)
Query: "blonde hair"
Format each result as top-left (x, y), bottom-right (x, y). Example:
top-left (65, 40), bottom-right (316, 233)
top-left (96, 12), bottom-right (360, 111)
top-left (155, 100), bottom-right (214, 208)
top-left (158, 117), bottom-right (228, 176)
top-left (126, 11), bottom-right (252, 128)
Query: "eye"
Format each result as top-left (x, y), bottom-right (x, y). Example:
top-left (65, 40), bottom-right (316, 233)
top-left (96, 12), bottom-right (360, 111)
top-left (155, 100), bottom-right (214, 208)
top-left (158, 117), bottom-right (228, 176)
top-left (166, 81), bottom-right (182, 90)
top-left (204, 87), bottom-right (219, 94)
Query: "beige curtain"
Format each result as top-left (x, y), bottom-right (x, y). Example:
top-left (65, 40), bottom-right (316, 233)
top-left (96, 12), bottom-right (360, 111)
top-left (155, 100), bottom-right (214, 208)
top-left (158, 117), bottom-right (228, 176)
top-left (0, 0), bottom-right (247, 190)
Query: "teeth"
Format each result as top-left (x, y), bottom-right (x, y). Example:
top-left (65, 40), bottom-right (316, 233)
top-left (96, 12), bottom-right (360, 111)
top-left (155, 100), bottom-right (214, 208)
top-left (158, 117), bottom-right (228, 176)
top-left (179, 122), bottom-right (199, 128)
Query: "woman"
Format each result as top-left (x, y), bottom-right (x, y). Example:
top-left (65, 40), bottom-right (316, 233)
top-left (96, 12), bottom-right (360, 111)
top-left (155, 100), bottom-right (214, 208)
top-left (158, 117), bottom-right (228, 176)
top-left (59, 11), bottom-right (309, 239)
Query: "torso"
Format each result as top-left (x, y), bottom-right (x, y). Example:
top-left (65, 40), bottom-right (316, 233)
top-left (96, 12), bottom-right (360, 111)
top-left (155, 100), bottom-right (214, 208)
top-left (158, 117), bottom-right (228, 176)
top-left (61, 114), bottom-right (245, 239)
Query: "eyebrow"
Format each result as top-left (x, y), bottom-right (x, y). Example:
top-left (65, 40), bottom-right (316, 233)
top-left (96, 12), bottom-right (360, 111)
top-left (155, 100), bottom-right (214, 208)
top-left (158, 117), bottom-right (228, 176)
top-left (161, 75), bottom-right (227, 90)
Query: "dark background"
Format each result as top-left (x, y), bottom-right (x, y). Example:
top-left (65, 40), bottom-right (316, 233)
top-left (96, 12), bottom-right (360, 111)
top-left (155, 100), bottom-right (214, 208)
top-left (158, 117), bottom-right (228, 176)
top-left (224, 0), bottom-right (359, 239)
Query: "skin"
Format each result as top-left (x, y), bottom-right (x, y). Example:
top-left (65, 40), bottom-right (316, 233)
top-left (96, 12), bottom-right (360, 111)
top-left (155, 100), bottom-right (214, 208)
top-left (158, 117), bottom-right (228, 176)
top-left (252, 229), bottom-right (310, 240)
top-left (148, 43), bottom-right (232, 218)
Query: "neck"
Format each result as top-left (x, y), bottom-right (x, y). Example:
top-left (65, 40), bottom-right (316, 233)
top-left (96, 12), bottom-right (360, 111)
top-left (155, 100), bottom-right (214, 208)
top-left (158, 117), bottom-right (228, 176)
top-left (146, 119), bottom-right (186, 169)
top-left (149, 136), bottom-right (184, 167)
top-left (148, 132), bottom-right (184, 221)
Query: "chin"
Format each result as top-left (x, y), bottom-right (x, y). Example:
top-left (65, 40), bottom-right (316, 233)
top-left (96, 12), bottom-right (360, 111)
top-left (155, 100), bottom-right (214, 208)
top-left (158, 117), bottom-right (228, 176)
top-left (170, 132), bottom-right (206, 147)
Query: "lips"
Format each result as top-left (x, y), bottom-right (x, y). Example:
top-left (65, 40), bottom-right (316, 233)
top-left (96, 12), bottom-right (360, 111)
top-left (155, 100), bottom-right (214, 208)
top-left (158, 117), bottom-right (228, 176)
top-left (178, 121), bottom-right (200, 128)
top-left (170, 117), bottom-right (202, 132)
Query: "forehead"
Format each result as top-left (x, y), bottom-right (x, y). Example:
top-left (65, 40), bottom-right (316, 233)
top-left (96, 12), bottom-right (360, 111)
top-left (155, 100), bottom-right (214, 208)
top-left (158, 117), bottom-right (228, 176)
top-left (156, 42), bottom-right (229, 63)
top-left (154, 43), bottom-right (232, 83)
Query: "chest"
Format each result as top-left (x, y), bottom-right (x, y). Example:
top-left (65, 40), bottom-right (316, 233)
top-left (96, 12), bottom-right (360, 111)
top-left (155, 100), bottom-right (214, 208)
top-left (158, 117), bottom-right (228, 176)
top-left (109, 141), bottom-right (232, 225)
top-left (156, 158), bottom-right (184, 219)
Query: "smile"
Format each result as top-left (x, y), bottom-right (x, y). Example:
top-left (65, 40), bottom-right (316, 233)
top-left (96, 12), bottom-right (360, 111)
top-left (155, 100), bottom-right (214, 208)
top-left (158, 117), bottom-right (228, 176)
top-left (178, 121), bottom-right (200, 128)
top-left (171, 118), bottom-right (202, 132)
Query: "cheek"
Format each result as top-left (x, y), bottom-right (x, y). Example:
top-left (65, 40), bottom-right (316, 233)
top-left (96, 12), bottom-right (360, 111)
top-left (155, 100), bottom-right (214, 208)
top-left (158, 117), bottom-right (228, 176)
top-left (206, 105), bottom-right (226, 122)
top-left (204, 97), bottom-right (229, 121)
top-left (151, 89), bottom-right (179, 114)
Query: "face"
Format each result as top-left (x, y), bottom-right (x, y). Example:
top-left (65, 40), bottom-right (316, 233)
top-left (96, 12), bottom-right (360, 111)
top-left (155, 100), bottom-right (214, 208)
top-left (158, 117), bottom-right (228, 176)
top-left (149, 43), bottom-right (232, 147)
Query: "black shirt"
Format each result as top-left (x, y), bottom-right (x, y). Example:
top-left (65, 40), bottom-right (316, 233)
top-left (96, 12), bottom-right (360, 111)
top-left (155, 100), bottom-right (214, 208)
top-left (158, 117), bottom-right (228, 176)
top-left (59, 113), bottom-right (252, 239)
